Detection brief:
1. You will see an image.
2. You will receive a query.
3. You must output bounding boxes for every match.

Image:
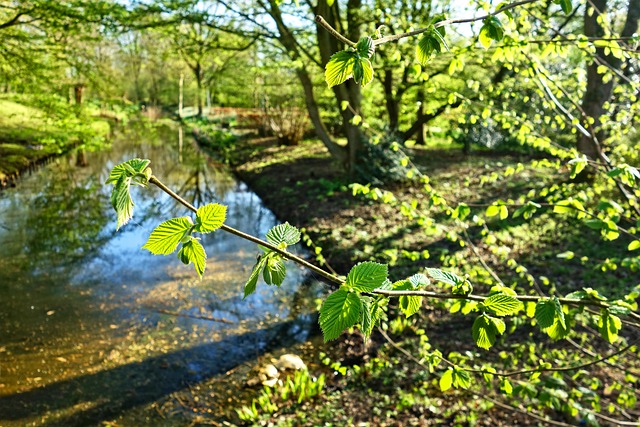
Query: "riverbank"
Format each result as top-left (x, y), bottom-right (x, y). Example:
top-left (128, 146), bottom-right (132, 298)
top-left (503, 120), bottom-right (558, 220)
top-left (0, 96), bottom-right (116, 188)
top-left (190, 127), bottom-right (640, 426)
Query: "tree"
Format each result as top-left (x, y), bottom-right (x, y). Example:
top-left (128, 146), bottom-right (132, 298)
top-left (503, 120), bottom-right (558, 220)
top-left (577, 0), bottom-right (640, 161)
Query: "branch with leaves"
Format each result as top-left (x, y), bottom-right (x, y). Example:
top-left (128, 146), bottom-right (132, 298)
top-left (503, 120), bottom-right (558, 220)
top-left (107, 158), bottom-right (640, 351)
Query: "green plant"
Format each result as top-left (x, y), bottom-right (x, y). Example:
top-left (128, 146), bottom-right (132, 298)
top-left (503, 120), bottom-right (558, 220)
top-left (236, 370), bottom-right (326, 423)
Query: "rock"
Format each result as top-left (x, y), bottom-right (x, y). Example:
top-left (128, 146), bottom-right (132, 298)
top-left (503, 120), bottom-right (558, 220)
top-left (275, 354), bottom-right (307, 371)
top-left (246, 363), bottom-right (280, 387)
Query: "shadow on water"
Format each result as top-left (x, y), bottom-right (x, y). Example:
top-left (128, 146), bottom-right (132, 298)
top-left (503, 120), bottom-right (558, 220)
top-left (0, 316), bottom-right (316, 426)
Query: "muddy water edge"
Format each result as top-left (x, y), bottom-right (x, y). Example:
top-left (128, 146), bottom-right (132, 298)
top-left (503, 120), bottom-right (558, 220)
top-left (0, 121), bottom-right (325, 426)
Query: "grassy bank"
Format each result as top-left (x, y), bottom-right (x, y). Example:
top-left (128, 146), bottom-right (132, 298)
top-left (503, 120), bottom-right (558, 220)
top-left (0, 96), bottom-right (113, 186)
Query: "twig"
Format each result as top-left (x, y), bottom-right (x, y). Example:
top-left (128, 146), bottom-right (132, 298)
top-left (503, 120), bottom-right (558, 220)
top-left (372, 0), bottom-right (541, 46)
top-left (314, 15), bottom-right (356, 48)
top-left (378, 328), bottom-right (576, 427)
top-left (149, 176), bottom-right (345, 286)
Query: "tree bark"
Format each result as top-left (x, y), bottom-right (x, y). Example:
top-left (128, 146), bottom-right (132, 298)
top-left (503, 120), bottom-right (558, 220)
top-left (577, 0), bottom-right (640, 160)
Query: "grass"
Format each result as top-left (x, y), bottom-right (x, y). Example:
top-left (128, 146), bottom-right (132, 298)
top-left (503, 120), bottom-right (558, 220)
top-left (0, 96), bottom-right (111, 184)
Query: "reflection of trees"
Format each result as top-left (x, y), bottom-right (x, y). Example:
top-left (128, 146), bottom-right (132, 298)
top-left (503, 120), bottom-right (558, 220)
top-left (24, 169), bottom-right (111, 270)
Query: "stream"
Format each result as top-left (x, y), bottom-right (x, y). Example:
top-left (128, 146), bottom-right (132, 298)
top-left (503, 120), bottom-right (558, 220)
top-left (0, 122), bottom-right (322, 426)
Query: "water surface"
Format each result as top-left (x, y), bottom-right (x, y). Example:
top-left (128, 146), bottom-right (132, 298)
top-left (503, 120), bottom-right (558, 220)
top-left (0, 123), bottom-right (321, 426)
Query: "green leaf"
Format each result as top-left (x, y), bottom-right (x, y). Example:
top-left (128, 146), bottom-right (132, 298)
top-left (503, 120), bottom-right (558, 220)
top-left (416, 32), bottom-right (441, 65)
top-left (400, 295), bottom-right (423, 318)
top-left (453, 368), bottom-right (471, 389)
top-left (426, 268), bottom-right (463, 286)
top-left (106, 158), bottom-right (150, 184)
top-left (535, 299), bottom-right (557, 329)
top-left (142, 217), bottom-right (194, 255)
top-left (568, 156), bottom-right (587, 178)
top-left (177, 238), bottom-right (207, 278)
top-left (598, 309), bottom-right (621, 343)
top-left (346, 262), bottom-right (388, 292)
top-left (195, 203), bottom-right (226, 233)
top-left (110, 174), bottom-right (135, 230)
top-left (431, 28), bottom-right (449, 52)
top-left (408, 273), bottom-right (430, 288)
top-left (440, 369), bottom-right (453, 391)
top-left (472, 314), bottom-right (498, 350)
top-left (325, 50), bottom-right (357, 87)
top-left (319, 289), bottom-right (362, 342)
top-left (546, 317), bottom-right (570, 340)
top-left (484, 294), bottom-right (523, 316)
top-left (513, 201), bottom-right (540, 220)
top-left (266, 222), bottom-right (301, 248)
top-left (353, 58), bottom-right (374, 86)
top-left (479, 17), bottom-right (504, 48)
top-left (479, 24), bottom-right (494, 49)
top-left (555, 0), bottom-right (573, 14)
top-left (355, 36), bottom-right (375, 58)
top-left (535, 297), bottom-right (565, 333)
top-left (244, 256), bottom-right (267, 299)
top-left (453, 203), bottom-right (471, 220)
top-left (628, 240), bottom-right (640, 251)
top-left (486, 205), bottom-right (501, 217)
top-left (263, 256), bottom-right (286, 286)
top-left (359, 296), bottom-right (374, 338)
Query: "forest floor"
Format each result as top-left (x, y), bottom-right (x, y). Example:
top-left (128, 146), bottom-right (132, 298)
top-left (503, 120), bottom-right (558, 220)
top-left (0, 96), bottom-right (113, 187)
top-left (187, 131), bottom-right (639, 426)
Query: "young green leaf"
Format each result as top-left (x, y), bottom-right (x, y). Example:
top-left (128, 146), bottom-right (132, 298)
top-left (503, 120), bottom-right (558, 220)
top-left (484, 293), bottom-right (523, 316)
top-left (416, 32), bottom-right (441, 65)
top-left (355, 36), bottom-right (375, 58)
top-left (177, 238), bottom-right (207, 278)
top-left (486, 204), bottom-right (501, 217)
top-left (473, 314), bottom-right (499, 350)
top-left (319, 289), bottom-right (362, 341)
top-left (408, 273), bottom-right (430, 288)
top-left (353, 58), bottom-right (374, 86)
top-left (263, 256), bottom-right (287, 286)
top-left (453, 368), bottom-right (471, 389)
top-left (142, 217), bottom-right (194, 255)
top-left (244, 255), bottom-right (267, 299)
top-left (399, 295), bottom-right (423, 318)
top-left (479, 24), bottom-right (494, 49)
top-left (628, 240), bottom-right (640, 251)
top-left (110, 174), bottom-right (135, 230)
top-left (535, 297), bottom-right (565, 331)
top-left (346, 262), bottom-right (388, 292)
top-left (359, 296), bottom-right (374, 338)
top-left (325, 50), bottom-right (357, 88)
top-left (106, 158), bottom-right (151, 184)
top-left (195, 203), bottom-right (227, 233)
top-left (266, 222), bottom-right (301, 248)
top-left (568, 156), bottom-right (587, 179)
top-left (546, 317), bottom-right (570, 340)
top-left (426, 268), bottom-right (463, 286)
top-left (440, 369), bottom-right (454, 391)
top-left (598, 309), bottom-right (622, 343)
top-left (554, 0), bottom-right (573, 14)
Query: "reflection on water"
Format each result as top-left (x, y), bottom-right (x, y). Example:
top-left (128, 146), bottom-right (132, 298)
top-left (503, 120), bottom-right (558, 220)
top-left (0, 122), bottom-right (322, 426)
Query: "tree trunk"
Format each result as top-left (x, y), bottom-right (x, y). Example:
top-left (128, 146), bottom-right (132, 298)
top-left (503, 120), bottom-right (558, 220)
top-left (266, 0), bottom-right (348, 168)
top-left (577, 0), bottom-right (640, 160)
top-left (195, 64), bottom-right (204, 118)
top-left (383, 68), bottom-right (399, 132)
top-left (179, 73), bottom-right (184, 118)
